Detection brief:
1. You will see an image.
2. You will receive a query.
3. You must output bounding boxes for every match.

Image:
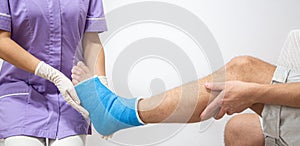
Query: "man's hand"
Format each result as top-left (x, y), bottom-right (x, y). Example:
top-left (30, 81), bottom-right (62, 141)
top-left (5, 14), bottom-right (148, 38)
top-left (200, 81), bottom-right (261, 120)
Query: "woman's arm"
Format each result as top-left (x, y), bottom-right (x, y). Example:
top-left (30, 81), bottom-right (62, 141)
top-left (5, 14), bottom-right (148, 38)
top-left (0, 30), bottom-right (89, 118)
top-left (0, 30), bottom-right (40, 73)
top-left (82, 32), bottom-right (106, 76)
top-left (72, 32), bottom-right (108, 87)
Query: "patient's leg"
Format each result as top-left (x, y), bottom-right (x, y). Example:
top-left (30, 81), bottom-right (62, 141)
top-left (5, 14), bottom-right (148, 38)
top-left (72, 56), bottom-right (275, 135)
top-left (137, 56), bottom-right (275, 123)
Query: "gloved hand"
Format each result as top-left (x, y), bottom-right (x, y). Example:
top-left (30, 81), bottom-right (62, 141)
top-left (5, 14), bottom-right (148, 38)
top-left (35, 61), bottom-right (89, 118)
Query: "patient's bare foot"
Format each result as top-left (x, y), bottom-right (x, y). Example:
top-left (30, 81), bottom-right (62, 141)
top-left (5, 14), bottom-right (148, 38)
top-left (71, 61), bottom-right (93, 85)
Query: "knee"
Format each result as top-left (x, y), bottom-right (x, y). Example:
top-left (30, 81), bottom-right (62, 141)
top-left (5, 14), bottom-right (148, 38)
top-left (224, 115), bottom-right (244, 145)
top-left (225, 56), bottom-right (259, 80)
top-left (224, 114), bottom-right (264, 146)
top-left (227, 56), bottom-right (256, 69)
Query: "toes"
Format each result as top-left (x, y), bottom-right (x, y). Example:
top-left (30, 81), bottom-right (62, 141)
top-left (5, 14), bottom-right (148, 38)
top-left (77, 61), bottom-right (85, 66)
top-left (77, 61), bottom-right (91, 73)
top-left (72, 72), bottom-right (91, 83)
top-left (71, 67), bottom-right (79, 75)
top-left (72, 66), bottom-right (85, 75)
top-left (71, 74), bottom-right (81, 82)
top-left (101, 135), bottom-right (113, 140)
top-left (102, 136), bottom-right (108, 140)
top-left (72, 78), bottom-right (79, 85)
top-left (71, 63), bottom-right (94, 84)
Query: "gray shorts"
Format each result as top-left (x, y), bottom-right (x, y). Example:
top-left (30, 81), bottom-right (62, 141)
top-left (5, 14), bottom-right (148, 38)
top-left (262, 66), bottom-right (300, 146)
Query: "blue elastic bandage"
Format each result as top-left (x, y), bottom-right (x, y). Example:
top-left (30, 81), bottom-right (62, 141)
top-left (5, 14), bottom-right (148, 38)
top-left (75, 77), bottom-right (143, 136)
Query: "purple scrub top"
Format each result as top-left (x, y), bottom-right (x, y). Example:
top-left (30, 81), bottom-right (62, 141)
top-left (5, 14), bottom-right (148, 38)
top-left (0, 0), bottom-right (107, 139)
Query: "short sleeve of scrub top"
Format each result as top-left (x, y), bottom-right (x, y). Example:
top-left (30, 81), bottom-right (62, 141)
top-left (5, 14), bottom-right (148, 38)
top-left (85, 0), bottom-right (107, 32)
top-left (0, 0), bottom-right (108, 140)
top-left (0, 0), bottom-right (11, 32)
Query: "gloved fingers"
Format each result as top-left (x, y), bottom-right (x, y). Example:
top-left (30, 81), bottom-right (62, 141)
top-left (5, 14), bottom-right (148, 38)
top-left (65, 94), bottom-right (90, 119)
top-left (73, 103), bottom-right (90, 119)
top-left (66, 88), bottom-right (90, 118)
top-left (66, 87), bottom-right (81, 104)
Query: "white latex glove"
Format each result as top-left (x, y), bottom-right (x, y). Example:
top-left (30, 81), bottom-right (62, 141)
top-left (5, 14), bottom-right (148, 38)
top-left (35, 61), bottom-right (89, 118)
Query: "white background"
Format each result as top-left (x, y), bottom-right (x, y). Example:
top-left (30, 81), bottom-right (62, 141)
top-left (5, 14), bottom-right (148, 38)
top-left (1, 0), bottom-right (300, 146)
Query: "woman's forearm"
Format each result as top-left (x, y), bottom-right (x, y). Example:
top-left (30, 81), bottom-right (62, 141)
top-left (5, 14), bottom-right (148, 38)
top-left (0, 31), bottom-right (89, 118)
top-left (256, 83), bottom-right (300, 108)
top-left (83, 32), bottom-right (106, 76)
top-left (0, 31), bottom-right (40, 73)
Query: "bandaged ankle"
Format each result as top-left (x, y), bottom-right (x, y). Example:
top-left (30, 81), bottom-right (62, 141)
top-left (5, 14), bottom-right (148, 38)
top-left (75, 76), bottom-right (144, 136)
